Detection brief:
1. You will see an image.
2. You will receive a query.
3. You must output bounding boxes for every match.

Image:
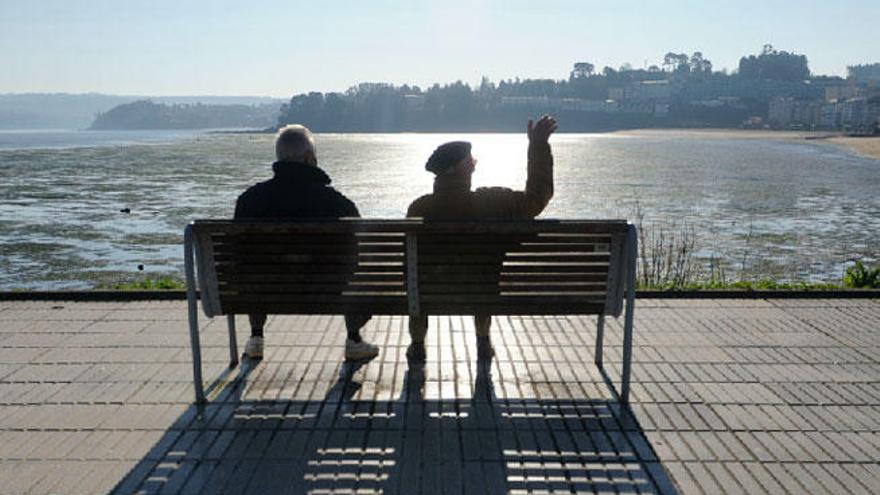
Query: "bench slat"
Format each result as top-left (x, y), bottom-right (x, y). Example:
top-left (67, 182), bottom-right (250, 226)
top-left (218, 273), bottom-right (404, 283)
top-left (198, 220), bottom-right (419, 234)
top-left (415, 253), bottom-right (610, 264)
top-left (219, 282), bottom-right (406, 293)
top-left (223, 301), bottom-right (408, 314)
top-left (419, 273), bottom-right (608, 283)
top-left (213, 254), bottom-right (403, 263)
top-left (214, 244), bottom-right (404, 254)
top-left (216, 263), bottom-right (405, 274)
top-left (417, 264), bottom-right (609, 274)
top-left (421, 282), bottom-right (605, 291)
top-left (220, 301), bottom-right (603, 315)
top-left (419, 302), bottom-right (606, 315)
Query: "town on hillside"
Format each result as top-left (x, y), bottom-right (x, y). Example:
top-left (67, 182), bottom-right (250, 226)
top-left (278, 46), bottom-right (880, 134)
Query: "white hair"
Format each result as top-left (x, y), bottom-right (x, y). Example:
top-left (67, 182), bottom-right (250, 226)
top-left (275, 124), bottom-right (316, 162)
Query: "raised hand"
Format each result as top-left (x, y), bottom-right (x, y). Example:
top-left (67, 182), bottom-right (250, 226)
top-left (527, 115), bottom-right (558, 144)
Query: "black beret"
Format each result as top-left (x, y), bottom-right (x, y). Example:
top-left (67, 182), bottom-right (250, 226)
top-left (425, 141), bottom-right (471, 174)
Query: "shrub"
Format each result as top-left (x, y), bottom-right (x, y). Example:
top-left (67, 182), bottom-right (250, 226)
top-left (843, 261), bottom-right (880, 289)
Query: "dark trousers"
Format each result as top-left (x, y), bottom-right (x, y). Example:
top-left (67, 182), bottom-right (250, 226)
top-left (408, 313), bottom-right (491, 343)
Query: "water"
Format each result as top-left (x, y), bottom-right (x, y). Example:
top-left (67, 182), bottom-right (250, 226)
top-left (0, 130), bottom-right (877, 289)
top-left (0, 129), bottom-right (212, 150)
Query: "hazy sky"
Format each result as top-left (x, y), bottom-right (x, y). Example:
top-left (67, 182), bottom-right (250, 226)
top-left (2, 0), bottom-right (878, 97)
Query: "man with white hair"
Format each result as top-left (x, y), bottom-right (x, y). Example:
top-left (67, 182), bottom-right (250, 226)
top-left (234, 124), bottom-right (379, 361)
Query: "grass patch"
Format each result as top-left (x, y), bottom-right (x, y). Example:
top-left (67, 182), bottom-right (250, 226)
top-left (97, 276), bottom-right (186, 291)
top-left (639, 279), bottom-right (844, 291)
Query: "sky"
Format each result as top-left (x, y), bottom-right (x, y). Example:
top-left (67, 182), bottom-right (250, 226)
top-left (1, 0), bottom-right (878, 97)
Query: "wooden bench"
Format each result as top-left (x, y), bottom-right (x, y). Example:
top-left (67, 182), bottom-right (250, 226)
top-left (184, 219), bottom-right (637, 404)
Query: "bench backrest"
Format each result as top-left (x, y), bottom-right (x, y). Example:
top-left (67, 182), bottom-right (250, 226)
top-left (187, 219), bottom-right (632, 318)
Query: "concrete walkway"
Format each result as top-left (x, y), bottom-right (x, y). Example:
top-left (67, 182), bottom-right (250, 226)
top-left (0, 298), bottom-right (878, 494)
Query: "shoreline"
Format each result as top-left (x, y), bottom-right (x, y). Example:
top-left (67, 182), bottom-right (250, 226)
top-left (613, 128), bottom-right (880, 161)
top-left (825, 135), bottom-right (880, 161)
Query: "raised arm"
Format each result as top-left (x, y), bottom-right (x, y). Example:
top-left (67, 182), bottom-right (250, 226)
top-left (521, 115), bottom-right (557, 218)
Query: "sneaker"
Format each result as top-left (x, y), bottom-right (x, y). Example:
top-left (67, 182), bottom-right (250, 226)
top-left (477, 336), bottom-right (495, 361)
top-left (245, 336), bottom-right (263, 359)
top-left (406, 342), bottom-right (426, 362)
top-left (345, 339), bottom-right (379, 361)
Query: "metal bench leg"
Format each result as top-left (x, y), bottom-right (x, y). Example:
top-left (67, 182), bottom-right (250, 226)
top-left (227, 314), bottom-right (239, 368)
top-left (594, 314), bottom-right (605, 367)
top-left (621, 299), bottom-right (634, 405)
top-left (620, 225), bottom-right (637, 406)
top-left (185, 226), bottom-right (206, 405)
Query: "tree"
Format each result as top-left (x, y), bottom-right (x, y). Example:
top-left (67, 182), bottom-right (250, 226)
top-left (479, 76), bottom-right (495, 93)
top-left (738, 45), bottom-right (810, 81)
top-left (689, 52), bottom-right (713, 78)
top-left (570, 62), bottom-right (595, 79)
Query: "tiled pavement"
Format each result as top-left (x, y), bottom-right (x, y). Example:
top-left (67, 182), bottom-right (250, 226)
top-left (0, 298), bottom-right (879, 494)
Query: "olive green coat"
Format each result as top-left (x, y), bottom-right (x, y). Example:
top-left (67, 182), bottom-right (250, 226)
top-left (406, 141), bottom-right (554, 220)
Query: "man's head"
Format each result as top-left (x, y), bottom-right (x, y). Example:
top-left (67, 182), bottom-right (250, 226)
top-left (425, 141), bottom-right (475, 177)
top-left (275, 124), bottom-right (317, 165)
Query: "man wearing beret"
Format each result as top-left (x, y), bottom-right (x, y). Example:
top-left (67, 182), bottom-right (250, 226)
top-left (406, 115), bottom-right (558, 362)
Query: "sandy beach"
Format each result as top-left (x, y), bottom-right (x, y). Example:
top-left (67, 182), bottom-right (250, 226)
top-left (615, 128), bottom-right (880, 161)
top-left (826, 136), bottom-right (880, 161)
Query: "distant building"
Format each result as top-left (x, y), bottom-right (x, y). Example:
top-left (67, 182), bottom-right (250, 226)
top-left (623, 80), bottom-right (673, 101)
top-left (680, 78), bottom-right (822, 101)
top-left (608, 87), bottom-right (624, 101)
top-left (500, 96), bottom-right (625, 114)
top-left (558, 98), bottom-right (619, 113)
top-left (768, 97), bottom-right (821, 129)
top-left (848, 63), bottom-right (880, 84)
top-left (825, 85), bottom-right (863, 102)
top-left (620, 100), bottom-right (653, 114)
top-left (816, 97), bottom-right (878, 132)
top-left (500, 96), bottom-right (554, 108)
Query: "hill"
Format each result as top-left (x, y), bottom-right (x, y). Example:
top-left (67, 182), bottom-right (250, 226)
top-left (89, 100), bottom-right (280, 130)
top-left (0, 93), bottom-right (283, 130)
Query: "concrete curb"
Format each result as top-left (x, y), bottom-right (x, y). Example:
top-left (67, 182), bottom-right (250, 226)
top-left (1, 289), bottom-right (877, 302)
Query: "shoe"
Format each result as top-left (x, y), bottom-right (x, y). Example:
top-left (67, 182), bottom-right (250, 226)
top-left (245, 336), bottom-right (263, 359)
top-left (406, 342), bottom-right (426, 362)
top-left (477, 336), bottom-right (495, 361)
top-left (345, 339), bottom-right (379, 361)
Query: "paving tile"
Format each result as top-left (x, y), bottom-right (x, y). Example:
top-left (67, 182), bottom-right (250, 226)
top-left (0, 300), bottom-right (879, 493)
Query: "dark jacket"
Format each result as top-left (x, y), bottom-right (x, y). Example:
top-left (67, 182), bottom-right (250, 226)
top-left (406, 140), bottom-right (553, 220)
top-left (234, 161), bottom-right (359, 219)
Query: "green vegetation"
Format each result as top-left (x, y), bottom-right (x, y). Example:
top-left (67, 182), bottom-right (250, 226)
top-left (738, 44), bottom-right (810, 82)
top-left (843, 261), bottom-right (880, 289)
top-left (638, 279), bottom-right (843, 291)
top-left (97, 276), bottom-right (186, 291)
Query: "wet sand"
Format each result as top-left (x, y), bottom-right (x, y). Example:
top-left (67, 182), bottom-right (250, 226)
top-left (615, 128), bottom-right (827, 140)
top-left (616, 128), bottom-right (880, 161)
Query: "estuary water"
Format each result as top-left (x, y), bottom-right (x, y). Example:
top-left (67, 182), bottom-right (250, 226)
top-left (0, 130), bottom-right (877, 289)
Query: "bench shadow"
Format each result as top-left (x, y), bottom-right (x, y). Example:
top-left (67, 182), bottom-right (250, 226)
top-left (111, 358), bottom-right (677, 494)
